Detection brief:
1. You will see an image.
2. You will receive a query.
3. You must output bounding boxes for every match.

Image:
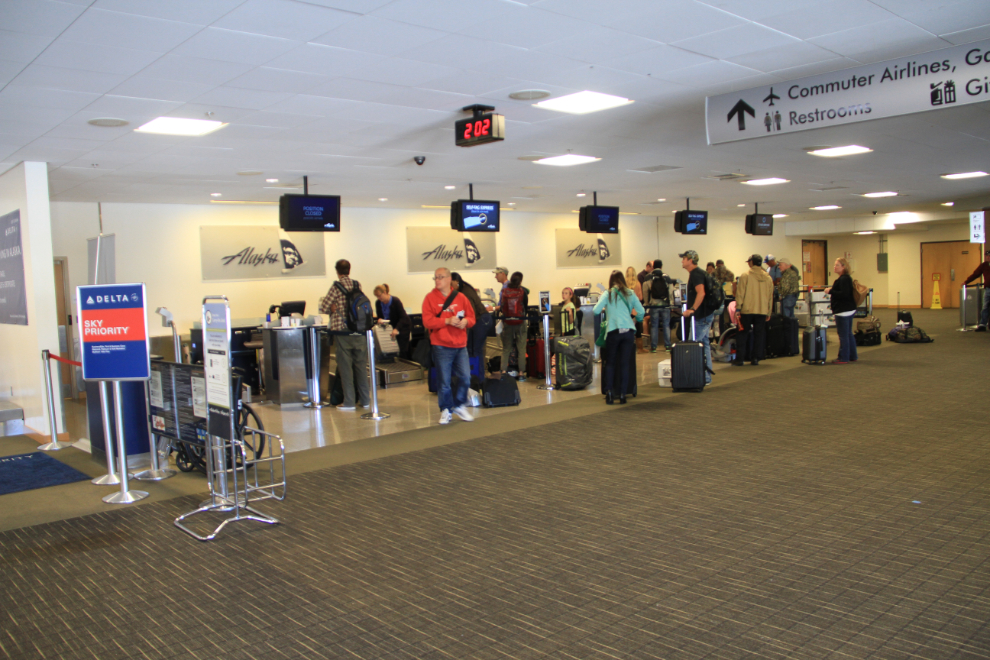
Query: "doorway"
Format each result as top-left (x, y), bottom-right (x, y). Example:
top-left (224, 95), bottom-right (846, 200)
top-left (53, 257), bottom-right (77, 400)
top-left (802, 240), bottom-right (828, 287)
top-left (920, 241), bottom-right (981, 308)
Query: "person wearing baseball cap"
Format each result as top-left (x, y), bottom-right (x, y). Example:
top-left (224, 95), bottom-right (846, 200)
top-left (962, 249), bottom-right (990, 330)
top-left (679, 250), bottom-right (715, 384)
top-left (764, 254), bottom-right (781, 285)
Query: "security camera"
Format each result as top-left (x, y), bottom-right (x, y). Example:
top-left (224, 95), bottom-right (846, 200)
top-left (414, 156), bottom-right (426, 165)
top-left (872, 211), bottom-right (878, 215)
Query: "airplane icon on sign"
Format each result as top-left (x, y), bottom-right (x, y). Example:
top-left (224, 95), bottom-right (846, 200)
top-left (763, 88), bottom-right (780, 106)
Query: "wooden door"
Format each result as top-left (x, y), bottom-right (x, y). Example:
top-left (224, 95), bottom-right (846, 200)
top-left (920, 241), bottom-right (981, 308)
top-left (802, 240), bottom-right (828, 287)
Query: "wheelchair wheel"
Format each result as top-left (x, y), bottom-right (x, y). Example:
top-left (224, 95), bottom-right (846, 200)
top-left (174, 445), bottom-right (196, 473)
top-left (237, 404), bottom-right (265, 462)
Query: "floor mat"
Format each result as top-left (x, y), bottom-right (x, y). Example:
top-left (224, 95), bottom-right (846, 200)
top-left (0, 451), bottom-right (90, 496)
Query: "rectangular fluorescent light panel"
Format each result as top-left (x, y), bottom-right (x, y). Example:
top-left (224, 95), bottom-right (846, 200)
top-left (534, 91), bottom-right (633, 115)
top-left (741, 178), bottom-right (789, 186)
top-left (808, 145), bottom-right (872, 157)
top-left (534, 154), bottom-right (601, 167)
top-left (941, 171), bottom-right (988, 179)
top-left (772, 214), bottom-right (788, 218)
top-left (811, 205), bottom-right (841, 210)
top-left (136, 117), bottom-right (227, 136)
top-left (862, 191), bottom-right (897, 198)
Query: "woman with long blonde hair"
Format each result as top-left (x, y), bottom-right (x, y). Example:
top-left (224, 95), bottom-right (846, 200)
top-left (824, 258), bottom-right (857, 364)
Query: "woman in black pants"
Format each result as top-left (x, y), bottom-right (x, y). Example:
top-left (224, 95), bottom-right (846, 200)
top-left (451, 272), bottom-right (492, 359)
top-left (592, 271), bottom-right (645, 404)
top-left (373, 284), bottom-right (411, 359)
top-left (825, 258), bottom-right (858, 364)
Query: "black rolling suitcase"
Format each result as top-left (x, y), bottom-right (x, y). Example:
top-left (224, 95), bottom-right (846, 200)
top-left (671, 305), bottom-right (706, 392)
top-left (764, 314), bottom-right (786, 358)
top-left (802, 326), bottom-right (827, 364)
top-left (783, 316), bottom-right (800, 356)
top-left (483, 374), bottom-right (520, 407)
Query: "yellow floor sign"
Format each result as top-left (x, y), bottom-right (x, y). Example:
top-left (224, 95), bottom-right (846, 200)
top-left (931, 275), bottom-right (943, 310)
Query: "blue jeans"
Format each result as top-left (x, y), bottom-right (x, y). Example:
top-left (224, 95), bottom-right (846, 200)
top-left (980, 288), bottom-right (990, 327)
top-left (432, 345), bottom-right (470, 411)
top-left (604, 329), bottom-right (635, 396)
top-left (781, 294), bottom-right (797, 319)
top-left (683, 312), bottom-right (714, 384)
top-left (649, 307), bottom-right (671, 350)
top-left (835, 314), bottom-right (858, 362)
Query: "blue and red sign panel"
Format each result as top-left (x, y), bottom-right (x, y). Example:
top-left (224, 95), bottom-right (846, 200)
top-left (77, 283), bottom-right (150, 381)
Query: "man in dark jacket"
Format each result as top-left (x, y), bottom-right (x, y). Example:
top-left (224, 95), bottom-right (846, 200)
top-left (963, 249), bottom-right (990, 330)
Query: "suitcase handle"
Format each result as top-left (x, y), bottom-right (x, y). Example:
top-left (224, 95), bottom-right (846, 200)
top-left (681, 303), bottom-right (697, 341)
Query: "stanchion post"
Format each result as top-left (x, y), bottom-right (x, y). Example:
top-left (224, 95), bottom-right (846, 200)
top-left (37, 350), bottom-right (72, 451)
top-left (537, 314), bottom-right (555, 391)
top-left (304, 326), bottom-right (328, 409)
top-left (92, 381), bottom-right (124, 485)
top-left (134, 380), bottom-right (176, 481)
top-left (361, 328), bottom-right (390, 420)
top-left (958, 284), bottom-right (971, 332)
top-left (102, 380), bottom-right (149, 504)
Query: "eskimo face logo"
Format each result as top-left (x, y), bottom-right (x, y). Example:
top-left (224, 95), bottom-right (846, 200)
top-left (463, 238), bottom-right (481, 264)
top-left (280, 239), bottom-right (304, 270)
top-left (597, 238), bottom-right (611, 261)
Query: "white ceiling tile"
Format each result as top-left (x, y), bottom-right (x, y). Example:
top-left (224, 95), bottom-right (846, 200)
top-left (372, 87), bottom-right (474, 111)
top-left (692, 0), bottom-right (821, 22)
top-left (759, 0), bottom-right (897, 40)
top-left (605, 0), bottom-right (747, 43)
top-left (488, 49), bottom-right (584, 81)
top-left (44, 114), bottom-right (140, 141)
top-left (350, 58), bottom-right (462, 87)
top-left (652, 60), bottom-right (762, 87)
top-left (726, 41), bottom-right (840, 73)
top-left (878, 0), bottom-right (990, 36)
top-left (306, 78), bottom-right (401, 103)
top-left (140, 54), bottom-right (255, 86)
top-left (189, 86), bottom-right (293, 111)
top-left (108, 77), bottom-right (216, 102)
top-left (371, 0), bottom-right (512, 33)
top-left (8, 66), bottom-right (126, 95)
top-left (537, 27), bottom-right (662, 64)
top-left (767, 57), bottom-right (862, 81)
top-left (332, 102), bottom-right (447, 124)
top-left (34, 40), bottom-right (165, 76)
top-left (673, 24), bottom-right (801, 60)
top-left (81, 95), bottom-right (186, 121)
top-left (808, 20), bottom-right (946, 63)
top-left (312, 16), bottom-right (446, 56)
top-left (266, 44), bottom-right (386, 76)
top-left (941, 24), bottom-right (990, 45)
top-left (58, 8), bottom-right (204, 52)
top-left (164, 103), bottom-right (268, 124)
top-left (0, 30), bottom-right (57, 63)
top-left (212, 0), bottom-right (356, 41)
top-left (225, 67), bottom-right (331, 94)
top-left (457, 6), bottom-right (596, 49)
top-left (603, 45), bottom-right (712, 77)
top-left (2, 0), bottom-right (88, 37)
top-left (397, 35), bottom-right (525, 68)
top-left (531, 0), bottom-right (661, 25)
top-left (290, 0), bottom-right (394, 13)
top-left (417, 72), bottom-right (524, 97)
top-left (0, 60), bottom-right (25, 87)
top-left (171, 28), bottom-right (301, 66)
top-left (0, 86), bottom-right (100, 111)
top-left (91, 0), bottom-right (246, 25)
top-left (547, 66), bottom-right (646, 98)
top-left (263, 94), bottom-right (361, 117)
top-left (230, 111), bottom-right (320, 129)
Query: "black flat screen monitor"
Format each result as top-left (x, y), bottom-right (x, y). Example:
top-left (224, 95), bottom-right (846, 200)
top-left (450, 200), bottom-right (499, 231)
top-left (278, 300), bottom-right (306, 316)
top-left (745, 213), bottom-right (773, 236)
top-left (675, 210), bottom-right (707, 235)
top-left (279, 194), bottom-right (340, 232)
top-left (579, 206), bottom-right (619, 233)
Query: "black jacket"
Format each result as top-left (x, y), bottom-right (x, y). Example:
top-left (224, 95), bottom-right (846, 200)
top-left (375, 295), bottom-right (411, 335)
top-left (829, 274), bottom-right (857, 314)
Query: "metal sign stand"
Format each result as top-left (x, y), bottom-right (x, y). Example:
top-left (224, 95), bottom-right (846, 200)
top-left (958, 284), bottom-right (973, 332)
top-left (134, 380), bottom-right (176, 482)
top-left (92, 381), bottom-right (125, 485)
top-left (537, 314), bottom-right (555, 391)
top-left (102, 381), bottom-right (149, 504)
top-left (361, 329), bottom-right (390, 420)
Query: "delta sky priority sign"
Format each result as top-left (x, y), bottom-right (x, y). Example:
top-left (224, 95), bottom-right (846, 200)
top-left (77, 283), bottom-right (150, 381)
top-left (707, 39), bottom-right (990, 144)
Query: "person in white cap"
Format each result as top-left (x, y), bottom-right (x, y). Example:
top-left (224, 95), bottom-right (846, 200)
top-left (764, 255), bottom-right (782, 285)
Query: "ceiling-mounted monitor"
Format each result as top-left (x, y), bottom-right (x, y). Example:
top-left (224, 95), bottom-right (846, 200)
top-left (579, 206), bottom-right (619, 233)
top-left (279, 194), bottom-right (340, 231)
top-left (675, 210), bottom-right (707, 235)
top-left (745, 213), bottom-right (773, 236)
top-left (450, 200), bottom-right (499, 232)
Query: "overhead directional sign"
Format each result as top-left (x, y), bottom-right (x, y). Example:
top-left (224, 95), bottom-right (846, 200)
top-left (707, 38), bottom-right (990, 144)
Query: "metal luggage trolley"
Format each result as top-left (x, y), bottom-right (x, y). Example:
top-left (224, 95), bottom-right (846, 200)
top-left (172, 296), bottom-right (287, 541)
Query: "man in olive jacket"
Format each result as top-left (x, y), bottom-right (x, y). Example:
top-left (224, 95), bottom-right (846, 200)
top-left (734, 254), bottom-right (774, 366)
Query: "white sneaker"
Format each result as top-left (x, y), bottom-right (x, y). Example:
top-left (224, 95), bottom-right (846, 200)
top-left (439, 409), bottom-right (452, 425)
top-left (453, 405), bottom-right (474, 422)
top-left (336, 404), bottom-right (356, 411)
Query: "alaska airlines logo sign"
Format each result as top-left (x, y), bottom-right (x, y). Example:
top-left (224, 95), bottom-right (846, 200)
top-left (566, 238), bottom-right (611, 262)
top-left (406, 228), bottom-right (495, 273)
top-left (222, 246), bottom-right (280, 267)
top-left (200, 226), bottom-right (325, 281)
top-left (421, 244), bottom-right (464, 262)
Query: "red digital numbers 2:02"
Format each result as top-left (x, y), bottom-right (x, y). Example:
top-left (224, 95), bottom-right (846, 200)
top-left (463, 118), bottom-right (491, 141)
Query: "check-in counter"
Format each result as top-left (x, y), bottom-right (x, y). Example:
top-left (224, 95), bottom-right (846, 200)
top-left (262, 327), bottom-right (307, 405)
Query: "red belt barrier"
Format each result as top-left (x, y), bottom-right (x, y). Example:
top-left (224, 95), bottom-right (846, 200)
top-left (47, 353), bottom-right (82, 367)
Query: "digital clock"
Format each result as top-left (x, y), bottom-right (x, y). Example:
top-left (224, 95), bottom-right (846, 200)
top-left (455, 112), bottom-right (505, 147)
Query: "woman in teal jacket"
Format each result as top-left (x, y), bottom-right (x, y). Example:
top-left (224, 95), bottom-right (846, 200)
top-left (593, 270), bottom-right (646, 404)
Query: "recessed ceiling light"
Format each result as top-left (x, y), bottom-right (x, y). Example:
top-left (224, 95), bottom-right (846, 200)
top-left (87, 117), bottom-right (129, 128)
top-left (378, 197), bottom-right (388, 202)
top-left (445, 185), bottom-right (456, 190)
top-left (509, 89), bottom-right (551, 101)
top-left (211, 193), bottom-right (222, 197)
top-left (737, 204), bottom-right (746, 207)
top-left (773, 214), bottom-right (788, 218)
top-left (807, 145), bottom-right (872, 157)
top-left (237, 170), bottom-right (263, 176)
top-left (534, 91), bottom-right (633, 115)
top-left (135, 117), bottom-right (227, 136)
top-left (266, 178), bottom-right (278, 183)
top-left (811, 205), bottom-right (841, 210)
top-left (507, 202), bottom-right (516, 206)
top-left (534, 154), bottom-right (601, 167)
top-left (942, 202), bottom-right (955, 206)
top-left (854, 231), bottom-right (876, 235)
top-left (741, 178), bottom-right (789, 186)
top-left (576, 193), bottom-right (586, 197)
top-left (862, 191), bottom-right (898, 198)
top-left (941, 171), bottom-right (988, 179)
top-left (657, 198), bottom-right (666, 202)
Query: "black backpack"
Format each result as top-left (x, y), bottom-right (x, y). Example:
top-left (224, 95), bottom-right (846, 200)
top-left (702, 272), bottom-right (725, 315)
top-left (333, 280), bottom-right (374, 333)
top-left (649, 271), bottom-right (670, 305)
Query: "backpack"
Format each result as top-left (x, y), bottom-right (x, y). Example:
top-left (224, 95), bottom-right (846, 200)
top-left (887, 326), bottom-right (932, 343)
top-left (701, 272), bottom-right (725, 315)
top-left (649, 271), bottom-right (670, 305)
top-left (501, 287), bottom-right (525, 325)
top-left (333, 280), bottom-right (374, 333)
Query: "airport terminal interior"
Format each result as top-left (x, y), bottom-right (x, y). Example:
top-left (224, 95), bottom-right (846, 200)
top-left (2, 1), bottom-right (990, 658)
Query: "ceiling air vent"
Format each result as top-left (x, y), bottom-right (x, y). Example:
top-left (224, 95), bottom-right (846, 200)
top-left (628, 164), bottom-right (681, 174)
top-left (705, 172), bottom-right (747, 181)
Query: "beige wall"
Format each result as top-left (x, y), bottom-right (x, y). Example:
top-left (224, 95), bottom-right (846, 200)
top-left (0, 162), bottom-right (62, 435)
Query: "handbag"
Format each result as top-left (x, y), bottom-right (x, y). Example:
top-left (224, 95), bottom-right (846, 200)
top-left (595, 291), bottom-right (633, 347)
top-left (852, 280), bottom-right (869, 306)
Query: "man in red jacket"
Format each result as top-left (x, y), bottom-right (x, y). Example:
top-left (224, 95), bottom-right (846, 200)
top-left (422, 267), bottom-right (477, 424)
top-left (963, 248), bottom-right (990, 330)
